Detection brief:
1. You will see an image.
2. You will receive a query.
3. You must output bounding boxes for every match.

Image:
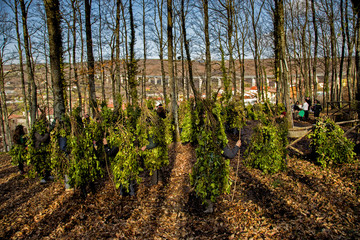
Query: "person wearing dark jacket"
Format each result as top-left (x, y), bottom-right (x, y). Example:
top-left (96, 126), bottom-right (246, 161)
top-left (222, 139), bottom-right (242, 159)
top-left (313, 100), bottom-right (322, 118)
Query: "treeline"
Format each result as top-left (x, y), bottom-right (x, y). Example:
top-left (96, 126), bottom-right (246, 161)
top-left (0, 0), bottom-right (360, 151)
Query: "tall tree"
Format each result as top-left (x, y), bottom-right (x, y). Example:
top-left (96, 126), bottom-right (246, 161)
top-left (13, 0), bottom-right (30, 130)
top-left (249, 0), bottom-right (265, 101)
top-left (351, 0), bottom-right (360, 114)
top-left (71, 0), bottom-right (82, 113)
top-left (274, 0), bottom-right (292, 127)
top-left (114, 0), bottom-right (121, 108)
top-left (85, 0), bottom-right (98, 116)
top-left (202, 0), bottom-right (211, 99)
top-left (128, 0), bottom-right (138, 104)
top-left (168, 0), bottom-right (180, 141)
top-left (141, 0), bottom-right (148, 103)
top-left (98, 0), bottom-right (106, 102)
top-left (311, 0), bottom-right (318, 103)
top-left (0, 33), bottom-right (12, 150)
top-left (19, 0), bottom-right (37, 125)
top-left (153, 0), bottom-right (167, 105)
top-left (181, 0), bottom-right (198, 100)
top-left (43, 0), bottom-right (66, 120)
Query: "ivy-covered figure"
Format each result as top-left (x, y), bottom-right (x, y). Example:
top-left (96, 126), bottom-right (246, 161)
top-left (244, 121), bottom-right (287, 174)
top-left (190, 101), bottom-right (241, 213)
top-left (10, 125), bottom-right (27, 174)
top-left (104, 124), bottom-right (142, 196)
top-left (26, 115), bottom-right (52, 183)
top-left (140, 104), bottom-right (171, 185)
top-left (309, 118), bottom-right (355, 168)
top-left (68, 111), bottom-right (103, 198)
top-left (50, 117), bottom-right (71, 190)
top-left (180, 99), bottom-right (202, 144)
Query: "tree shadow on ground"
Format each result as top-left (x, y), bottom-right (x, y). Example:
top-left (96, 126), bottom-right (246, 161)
top-left (232, 164), bottom-right (339, 239)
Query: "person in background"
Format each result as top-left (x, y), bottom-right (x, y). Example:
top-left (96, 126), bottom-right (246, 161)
top-left (313, 100), bottom-right (322, 118)
top-left (294, 101), bottom-right (301, 111)
top-left (156, 104), bottom-right (166, 119)
top-left (302, 98), bottom-right (310, 121)
top-left (12, 125), bottom-right (27, 174)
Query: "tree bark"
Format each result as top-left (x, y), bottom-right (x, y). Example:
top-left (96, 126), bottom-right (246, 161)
top-left (351, 0), bottom-right (360, 114)
top-left (274, 0), bottom-right (292, 128)
top-left (168, 0), bottom-right (180, 141)
top-left (311, 0), bottom-right (318, 103)
top-left (20, 0), bottom-right (37, 125)
top-left (0, 49), bottom-right (12, 150)
top-left (181, 0), bottom-right (199, 101)
top-left (128, 0), bottom-right (138, 105)
top-left (85, 0), bottom-right (98, 116)
top-left (43, 0), bottom-right (66, 120)
top-left (14, 0), bottom-right (29, 130)
top-left (203, 0), bottom-right (211, 99)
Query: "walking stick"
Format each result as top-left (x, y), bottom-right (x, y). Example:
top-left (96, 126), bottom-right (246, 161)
top-left (232, 128), bottom-right (242, 201)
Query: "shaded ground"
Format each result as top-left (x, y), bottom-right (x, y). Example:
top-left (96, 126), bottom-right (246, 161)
top-left (1, 128), bottom-right (360, 239)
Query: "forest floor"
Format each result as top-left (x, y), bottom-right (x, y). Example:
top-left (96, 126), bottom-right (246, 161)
top-left (1, 120), bottom-right (360, 239)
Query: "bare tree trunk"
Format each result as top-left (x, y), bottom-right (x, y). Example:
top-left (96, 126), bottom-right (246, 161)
top-left (85, 0), bottom-right (98, 116)
top-left (338, 0), bottom-right (346, 102)
top-left (114, 0), bottom-right (121, 108)
top-left (351, 0), bottom-right (360, 115)
top-left (76, 0), bottom-right (86, 114)
top-left (142, 0), bottom-right (147, 103)
top-left (120, 0), bottom-right (129, 103)
top-left (14, 0), bottom-right (29, 130)
top-left (301, 0), bottom-right (310, 98)
top-left (226, 0), bottom-right (236, 97)
top-left (311, 0), bottom-right (318, 103)
top-left (66, 24), bottom-right (72, 113)
top-left (128, 0), bottom-right (138, 104)
top-left (110, 37), bottom-right (116, 108)
top-left (20, 0), bottom-right (37, 125)
top-left (277, 0), bottom-right (292, 127)
top-left (346, 0), bottom-right (355, 102)
top-left (0, 50), bottom-right (11, 150)
top-left (71, 0), bottom-right (82, 113)
top-left (155, 0), bottom-right (168, 105)
top-left (250, 0), bottom-right (264, 101)
top-left (98, 0), bottom-right (106, 103)
top-left (202, 0), bottom-right (211, 99)
top-left (168, 0), bottom-right (180, 141)
top-left (44, 0), bottom-right (66, 120)
top-left (181, 0), bottom-right (199, 101)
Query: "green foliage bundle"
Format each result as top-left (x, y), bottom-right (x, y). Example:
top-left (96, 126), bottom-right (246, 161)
top-left (190, 102), bottom-right (230, 203)
top-left (245, 122), bottom-right (286, 174)
top-left (68, 116), bottom-right (103, 188)
top-left (180, 99), bottom-right (202, 144)
top-left (245, 102), bottom-right (271, 123)
top-left (137, 109), bottom-right (170, 175)
top-left (108, 124), bottom-right (143, 191)
top-left (25, 118), bottom-right (51, 178)
top-left (126, 104), bottom-right (141, 134)
top-left (309, 118), bottom-right (355, 168)
top-left (223, 100), bottom-right (246, 130)
top-left (245, 104), bottom-right (259, 121)
top-left (50, 117), bottom-right (71, 180)
top-left (9, 144), bottom-right (26, 166)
